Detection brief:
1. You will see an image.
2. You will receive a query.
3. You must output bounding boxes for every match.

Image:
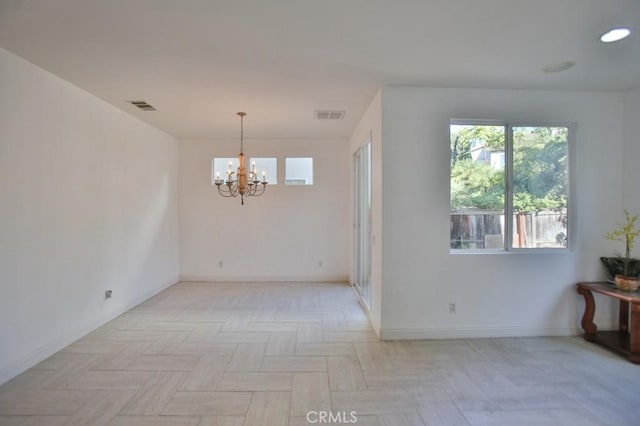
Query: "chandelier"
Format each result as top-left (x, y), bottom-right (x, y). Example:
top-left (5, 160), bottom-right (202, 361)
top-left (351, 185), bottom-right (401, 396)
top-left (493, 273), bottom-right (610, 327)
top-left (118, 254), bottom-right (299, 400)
top-left (214, 112), bottom-right (267, 205)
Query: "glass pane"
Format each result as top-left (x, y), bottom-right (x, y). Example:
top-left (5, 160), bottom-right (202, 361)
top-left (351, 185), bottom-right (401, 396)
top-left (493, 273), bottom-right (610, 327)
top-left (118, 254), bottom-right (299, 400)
top-left (450, 124), bottom-right (506, 250)
top-left (285, 157), bottom-right (313, 185)
top-left (352, 142), bottom-right (372, 309)
top-left (512, 126), bottom-right (568, 248)
top-left (212, 157), bottom-right (239, 184)
top-left (249, 157), bottom-right (278, 185)
top-left (361, 142), bottom-right (372, 308)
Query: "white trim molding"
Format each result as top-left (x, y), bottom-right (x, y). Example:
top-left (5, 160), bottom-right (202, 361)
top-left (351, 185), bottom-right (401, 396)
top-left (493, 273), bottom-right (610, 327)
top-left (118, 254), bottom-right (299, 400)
top-left (378, 324), bottom-right (617, 340)
top-left (179, 275), bottom-right (349, 283)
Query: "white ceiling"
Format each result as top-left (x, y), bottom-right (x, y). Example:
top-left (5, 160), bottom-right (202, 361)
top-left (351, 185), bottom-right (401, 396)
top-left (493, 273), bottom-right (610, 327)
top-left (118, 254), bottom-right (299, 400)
top-left (1, 0), bottom-right (639, 139)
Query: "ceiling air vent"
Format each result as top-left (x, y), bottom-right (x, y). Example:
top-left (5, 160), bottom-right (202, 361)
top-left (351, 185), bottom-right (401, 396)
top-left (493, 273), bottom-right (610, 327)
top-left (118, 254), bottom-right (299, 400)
top-left (315, 110), bottom-right (345, 120)
top-left (128, 100), bottom-right (156, 111)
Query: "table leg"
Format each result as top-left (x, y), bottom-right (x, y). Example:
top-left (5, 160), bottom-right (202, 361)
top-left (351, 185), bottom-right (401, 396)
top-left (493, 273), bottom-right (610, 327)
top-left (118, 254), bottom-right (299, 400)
top-left (630, 303), bottom-right (640, 363)
top-left (577, 287), bottom-right (597, 341)
top-left (620, 300), bottom-right (629, 333)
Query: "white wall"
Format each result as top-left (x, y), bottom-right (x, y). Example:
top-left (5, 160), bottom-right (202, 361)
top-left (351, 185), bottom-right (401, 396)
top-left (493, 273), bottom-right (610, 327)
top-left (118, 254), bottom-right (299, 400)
top-left (623, 89), bottom-right (640, 214)
top-left (377, 87), bottom-right (623, 338)
top-left (0, 47), bottom-right (180, 384)
top-left (349, 90), bottom-right (383, 335)
top-left (179, 137), bottom-right (350, 281)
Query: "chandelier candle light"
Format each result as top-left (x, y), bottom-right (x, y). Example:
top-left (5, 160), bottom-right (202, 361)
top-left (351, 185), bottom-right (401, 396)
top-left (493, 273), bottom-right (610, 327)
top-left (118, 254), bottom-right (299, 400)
top-left (214, 112), bottom-right (267, 205)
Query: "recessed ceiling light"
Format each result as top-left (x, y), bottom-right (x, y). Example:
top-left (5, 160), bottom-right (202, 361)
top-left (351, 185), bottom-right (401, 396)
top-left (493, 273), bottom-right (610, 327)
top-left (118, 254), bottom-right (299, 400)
top-left (542, 61), bottom-right (576, 73)
top-left (600, 27), bottom-right (631, 43)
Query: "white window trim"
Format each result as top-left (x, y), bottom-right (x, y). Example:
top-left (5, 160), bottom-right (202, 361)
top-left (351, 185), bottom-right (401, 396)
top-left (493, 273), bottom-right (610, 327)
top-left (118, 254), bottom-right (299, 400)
top-left (248, 156), bottom-right (278, 185)
top-left (449, 120), bottom-right (576, 254)
top-left (284, 156), bottom-right (314, 186)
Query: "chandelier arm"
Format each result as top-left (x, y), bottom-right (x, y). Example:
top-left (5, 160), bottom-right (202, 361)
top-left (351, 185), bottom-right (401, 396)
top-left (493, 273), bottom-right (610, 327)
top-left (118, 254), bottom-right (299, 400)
top-left (217, 187), bottom-right (233, 197)
top-left (246, 184), bottom-right (266, 197)
top-left (216, 189), bottom-right (234, 198)
top-left (216, 182), bottom-right (240, 197)
top-left (246, 183), bottom-right (258, 196)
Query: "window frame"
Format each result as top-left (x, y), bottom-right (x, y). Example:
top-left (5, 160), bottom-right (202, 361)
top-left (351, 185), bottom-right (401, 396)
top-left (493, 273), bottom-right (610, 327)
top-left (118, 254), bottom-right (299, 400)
top-left (248, 156), bottom-right (278, 185)
top-left (449, 119), bottom-right (575, 254)
top-left (211, 157), bottom-right (239, 185)
top-left (284, 156), bottom-right (314, 186)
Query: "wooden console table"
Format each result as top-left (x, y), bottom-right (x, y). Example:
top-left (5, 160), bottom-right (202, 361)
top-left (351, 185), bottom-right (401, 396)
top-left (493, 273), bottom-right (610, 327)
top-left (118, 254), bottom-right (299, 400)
top-left (576, 282), bottom-right (640, 363)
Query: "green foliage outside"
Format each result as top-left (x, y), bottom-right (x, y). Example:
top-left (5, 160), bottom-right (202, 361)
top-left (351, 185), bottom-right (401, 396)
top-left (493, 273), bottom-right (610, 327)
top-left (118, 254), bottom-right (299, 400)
top-left (450, 125), bottom-right (568, 213)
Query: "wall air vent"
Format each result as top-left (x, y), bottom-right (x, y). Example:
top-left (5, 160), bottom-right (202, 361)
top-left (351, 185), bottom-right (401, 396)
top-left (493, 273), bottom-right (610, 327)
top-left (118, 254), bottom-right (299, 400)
top-left (128, 100), bottom-right (156, 111)
top-left (315, 110), bottom-right (345, 120)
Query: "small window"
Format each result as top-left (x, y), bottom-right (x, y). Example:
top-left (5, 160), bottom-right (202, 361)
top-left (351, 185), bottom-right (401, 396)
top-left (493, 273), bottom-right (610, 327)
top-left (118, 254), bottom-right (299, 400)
top-left (212, 157), bottom-right (239, 184)
top-left (249, 157), bottom-right (278, 185)
top-left (285, 157), bottom-right (313, 185)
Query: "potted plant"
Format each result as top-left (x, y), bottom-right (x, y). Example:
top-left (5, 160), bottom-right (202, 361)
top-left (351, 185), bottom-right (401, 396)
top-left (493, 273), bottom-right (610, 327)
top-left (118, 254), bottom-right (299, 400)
top-left (602, 210), bottom-right (640, 291)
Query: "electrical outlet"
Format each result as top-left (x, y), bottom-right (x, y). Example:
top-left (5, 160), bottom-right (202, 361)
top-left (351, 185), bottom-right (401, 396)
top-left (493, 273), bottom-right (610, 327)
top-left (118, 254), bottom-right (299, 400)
top-left (105, 290), bottom-right (112, 299)
top-left (448, 303), bottom-right (456, 314)
top-left (218, 260), bottom-right (223, 267)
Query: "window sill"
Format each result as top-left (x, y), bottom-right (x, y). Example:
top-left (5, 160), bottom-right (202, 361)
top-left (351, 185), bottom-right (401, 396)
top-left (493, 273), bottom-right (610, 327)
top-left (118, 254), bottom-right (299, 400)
top-left (450, 248), bottom-right (572, 255)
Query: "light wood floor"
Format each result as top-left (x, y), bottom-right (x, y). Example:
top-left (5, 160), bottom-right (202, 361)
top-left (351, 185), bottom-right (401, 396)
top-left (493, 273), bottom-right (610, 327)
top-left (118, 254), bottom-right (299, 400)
top-left (1, 281), bottom-right (639, 426)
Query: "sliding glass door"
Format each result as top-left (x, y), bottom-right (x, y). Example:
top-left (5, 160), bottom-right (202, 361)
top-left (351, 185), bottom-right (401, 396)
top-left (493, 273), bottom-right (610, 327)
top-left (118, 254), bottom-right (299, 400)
top-left (353, 141), bottom-right (371, 309)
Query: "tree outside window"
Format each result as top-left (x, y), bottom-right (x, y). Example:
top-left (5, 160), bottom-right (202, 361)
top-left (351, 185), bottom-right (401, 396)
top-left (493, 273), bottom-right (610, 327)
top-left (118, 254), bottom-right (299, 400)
top-left (450, 123), bottom-right (569, 251)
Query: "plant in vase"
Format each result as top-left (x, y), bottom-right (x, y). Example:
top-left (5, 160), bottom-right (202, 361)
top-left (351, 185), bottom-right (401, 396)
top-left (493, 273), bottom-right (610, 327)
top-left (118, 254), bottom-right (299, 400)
top-left (603, 210), bottom-right (640, 291)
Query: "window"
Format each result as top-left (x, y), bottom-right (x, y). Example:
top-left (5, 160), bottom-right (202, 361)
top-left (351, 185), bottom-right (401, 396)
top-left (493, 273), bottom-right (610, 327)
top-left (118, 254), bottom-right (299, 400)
top-left (450, 122), bottom-right (570, 251)
top-left (249, 157), bottom-right (278, 184)
top-left (285, 157), bottom-right (313, 185)
top-left (212, 157), bottom-right (238, 184)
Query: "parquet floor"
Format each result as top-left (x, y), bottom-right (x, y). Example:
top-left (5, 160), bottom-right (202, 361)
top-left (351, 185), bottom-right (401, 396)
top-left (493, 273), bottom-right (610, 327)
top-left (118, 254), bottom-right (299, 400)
top-left (1, 281), bottom-right (639, 425)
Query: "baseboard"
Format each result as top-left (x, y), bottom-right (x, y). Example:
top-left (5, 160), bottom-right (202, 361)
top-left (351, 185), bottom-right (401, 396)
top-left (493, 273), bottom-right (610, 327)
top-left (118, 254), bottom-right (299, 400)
top-left (179, 275), bottom-right (349, 283)
top-left (378, 324), bottom-right (608, 340)
top-left (0, 277), bottom-right (179, 386)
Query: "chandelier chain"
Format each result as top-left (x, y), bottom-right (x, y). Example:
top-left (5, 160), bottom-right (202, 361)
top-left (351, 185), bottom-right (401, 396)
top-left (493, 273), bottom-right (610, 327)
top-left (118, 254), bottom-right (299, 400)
top-left (240, 113), bottom-right (244, 154)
